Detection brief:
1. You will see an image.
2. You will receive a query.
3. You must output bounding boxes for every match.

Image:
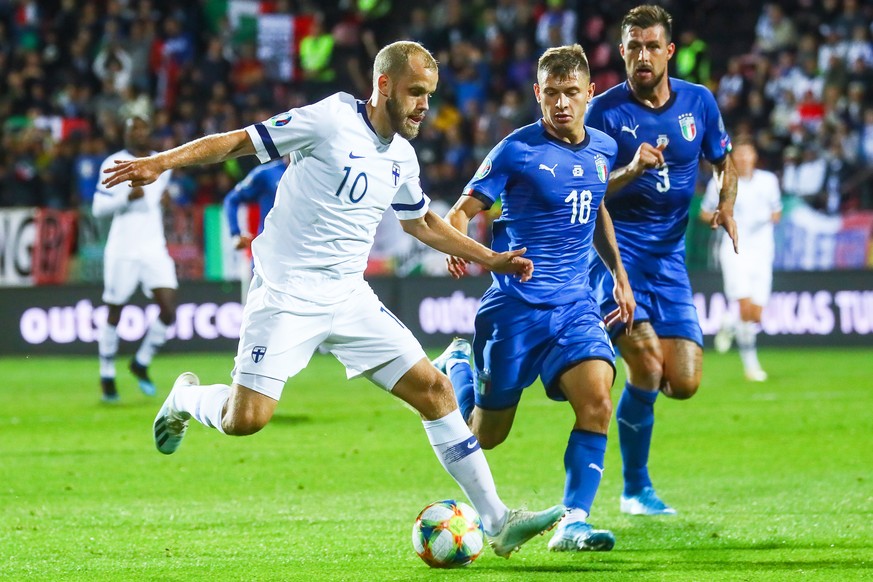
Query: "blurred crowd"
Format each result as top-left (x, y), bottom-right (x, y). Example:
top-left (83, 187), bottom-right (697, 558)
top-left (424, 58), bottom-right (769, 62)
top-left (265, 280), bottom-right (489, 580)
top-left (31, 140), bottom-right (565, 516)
top-left (1, 0), bottom-right (872, 214)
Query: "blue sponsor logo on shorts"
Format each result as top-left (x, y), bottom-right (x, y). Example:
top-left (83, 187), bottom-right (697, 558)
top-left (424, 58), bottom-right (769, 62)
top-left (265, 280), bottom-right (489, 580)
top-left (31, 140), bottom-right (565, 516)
top-left (251, 345), bottom-right (267, 363)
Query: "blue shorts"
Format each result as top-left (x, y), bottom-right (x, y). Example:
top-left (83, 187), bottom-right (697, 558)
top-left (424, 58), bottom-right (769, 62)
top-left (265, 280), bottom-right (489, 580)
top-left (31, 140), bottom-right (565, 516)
top-left (590, 246), bottom-right (703, 346)
top-left (472, 287), bottom-right (616, 411)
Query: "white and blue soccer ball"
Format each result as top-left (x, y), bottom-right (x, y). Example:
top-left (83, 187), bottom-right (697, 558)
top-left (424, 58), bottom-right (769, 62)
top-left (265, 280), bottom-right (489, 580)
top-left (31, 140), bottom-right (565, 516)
top-left (412, 499), bottom-right (485, 568)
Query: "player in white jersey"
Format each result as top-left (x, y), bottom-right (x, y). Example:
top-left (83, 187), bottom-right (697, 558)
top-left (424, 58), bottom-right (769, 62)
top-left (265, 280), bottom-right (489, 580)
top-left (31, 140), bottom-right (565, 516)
top-left (700, 140), bottom-right (782, 381)
top-left (102, 41), bottom-right (565, 557)
top-left (93, 115), bottom-right (176, 402)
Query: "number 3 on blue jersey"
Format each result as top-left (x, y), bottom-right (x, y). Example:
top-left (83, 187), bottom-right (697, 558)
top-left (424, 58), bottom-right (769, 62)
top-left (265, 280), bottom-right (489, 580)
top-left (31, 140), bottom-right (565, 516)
top-left (565, 189), bottom-right (593, 224)
top-left (336, 166), bottom-right (368, 203)
top-left (655, 164), bottom-right (671, 193)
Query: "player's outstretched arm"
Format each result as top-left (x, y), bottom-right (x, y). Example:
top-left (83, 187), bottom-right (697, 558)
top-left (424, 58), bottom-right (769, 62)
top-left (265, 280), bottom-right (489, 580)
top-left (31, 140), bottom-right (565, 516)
top-left (593, 207), bottom-right (635, 333)
top-left (709, 155), bottom-right (739, 253)
top-left (605, 142), bottom-right (666, 197)
top-left (103, 129), bottom-right (256, 189)
top-left (401, 209), bottom-right (533, 282)
top-left (442, 196), bottom-right (487, 279)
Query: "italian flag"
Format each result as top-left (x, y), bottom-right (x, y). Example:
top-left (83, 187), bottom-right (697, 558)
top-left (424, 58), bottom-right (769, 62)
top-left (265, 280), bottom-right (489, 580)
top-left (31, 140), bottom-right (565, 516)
top-left (226, 0), bottom-right (311, 81)
top-left (204, 204), bottom-right (261, 281)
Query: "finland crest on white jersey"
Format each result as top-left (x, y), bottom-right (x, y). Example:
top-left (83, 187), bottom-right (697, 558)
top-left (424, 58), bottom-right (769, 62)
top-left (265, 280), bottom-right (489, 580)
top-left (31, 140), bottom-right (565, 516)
top-left (245, 93), bottom-right (430, 294)
top-left (93, 149), bottom-right (173, 259)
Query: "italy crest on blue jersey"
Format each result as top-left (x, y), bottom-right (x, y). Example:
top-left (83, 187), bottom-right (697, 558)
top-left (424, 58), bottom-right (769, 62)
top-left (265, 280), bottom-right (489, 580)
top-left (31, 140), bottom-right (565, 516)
top-left (585, 78), bottom-right (731, 255)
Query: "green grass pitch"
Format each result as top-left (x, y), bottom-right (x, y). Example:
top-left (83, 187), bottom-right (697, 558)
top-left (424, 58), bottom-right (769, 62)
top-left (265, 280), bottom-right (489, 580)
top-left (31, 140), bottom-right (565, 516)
top-left (1, 348), bottom-right (871, 581)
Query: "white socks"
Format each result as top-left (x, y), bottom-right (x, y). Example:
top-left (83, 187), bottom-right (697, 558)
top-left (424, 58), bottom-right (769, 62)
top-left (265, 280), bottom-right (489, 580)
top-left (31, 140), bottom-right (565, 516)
top-left (172, 383), bottom-right (231, 434)
top-left (422, 409), bottom-right (508, 536)
top-left (98, 323), bottom-right (119, 377)
top-left (562, 507), bottom-right (590, 525)
top-left (136, 319), bottom-right (169, 366)
top-left (736, 321), bottom-right (761, 371)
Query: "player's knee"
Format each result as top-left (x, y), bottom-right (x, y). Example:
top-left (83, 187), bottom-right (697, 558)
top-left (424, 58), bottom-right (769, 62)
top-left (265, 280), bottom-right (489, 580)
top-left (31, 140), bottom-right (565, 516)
top-left (475, 429), bottom-right (509, 450)
top-left (620, 337), bottom-right (664, 382)
top-left (627, 352), bottom-right (664, 388)
top-left (592, 392), bottom-right (614, 423)
top-left (662, 376), bottom-right (700, 400)
top-left (574, 392), bottom-right (613, 429)
top-left (416, 374), bottom-right (457, 419)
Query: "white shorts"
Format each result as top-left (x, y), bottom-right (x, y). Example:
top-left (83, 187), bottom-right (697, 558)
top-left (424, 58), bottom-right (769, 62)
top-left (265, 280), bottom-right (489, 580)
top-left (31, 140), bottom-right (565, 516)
top-left (231, 274), bottom-right (426, 400)
top-left (102, 251), bottom-right (178, 305)
top-left (719, 244), bottom-right (773, 306)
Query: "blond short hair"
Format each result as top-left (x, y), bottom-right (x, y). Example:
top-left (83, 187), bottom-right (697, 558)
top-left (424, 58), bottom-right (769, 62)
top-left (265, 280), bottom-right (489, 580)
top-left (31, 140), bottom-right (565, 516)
top-left (373, 41), bottom-right (438, 79)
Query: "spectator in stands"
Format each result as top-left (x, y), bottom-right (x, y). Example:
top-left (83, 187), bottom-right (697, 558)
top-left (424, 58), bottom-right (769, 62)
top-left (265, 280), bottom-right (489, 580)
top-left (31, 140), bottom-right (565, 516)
top-left (42, 138), bottom-right (77, 209)
top-left (299, 12), bottom-right (337, 101)
top-left (123, 19), bottom-right (156, 93)
top-left (2, 0), bottom-right (873, 270)
top-left (676, 30), bottom-right (710, 86)
top-left (717, 57), bottom-right (746, 110)
top-left (93, 41), bottom-right (133, 95)
top-left (150, 17), bottom-right (193, 110)
top-left (535, 0), bottom-right (576, 52)
top-left (755, 3), bottom-right (798, 54)
top-left (859, 108), bottom-right (873, 165)
top-left (74, 134), bottom-right (107, 206)
top-left (783, 144), bottom-right (830, 212)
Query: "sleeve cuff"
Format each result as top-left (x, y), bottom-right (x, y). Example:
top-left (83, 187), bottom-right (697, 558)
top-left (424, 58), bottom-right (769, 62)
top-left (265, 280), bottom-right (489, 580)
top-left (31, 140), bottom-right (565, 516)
top-left (245, 125), bottom-right (273, 163)
top-left (392, 194), bottom-right (430, 220)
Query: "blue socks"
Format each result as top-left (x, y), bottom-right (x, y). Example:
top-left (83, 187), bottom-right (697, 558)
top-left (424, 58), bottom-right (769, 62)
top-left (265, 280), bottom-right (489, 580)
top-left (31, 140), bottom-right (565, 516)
top-left (447, 361), bottom-right (476, 424)
top-left (562, 429), bottom-right (607, 514)
top-left (616, 382), bottom-right (658, 496)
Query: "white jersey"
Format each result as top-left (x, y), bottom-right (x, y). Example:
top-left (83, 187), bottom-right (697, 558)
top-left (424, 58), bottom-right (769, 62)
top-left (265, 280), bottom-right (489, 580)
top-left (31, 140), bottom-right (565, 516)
top-left (93, 149), bottom-right (172, 259)
top-left (244, 93), bottom-right (429, 295)
top-left (703, 169), bottom-right (782, 259)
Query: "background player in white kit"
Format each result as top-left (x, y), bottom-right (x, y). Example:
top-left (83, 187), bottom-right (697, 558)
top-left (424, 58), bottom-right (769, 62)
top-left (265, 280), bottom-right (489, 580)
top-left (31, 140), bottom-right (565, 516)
top-left (102, 41), bottom-right (564, 557)
top-left (93, 115), bottom-right (177, 402)
top-left (700, 139), bottom-right (782, 381)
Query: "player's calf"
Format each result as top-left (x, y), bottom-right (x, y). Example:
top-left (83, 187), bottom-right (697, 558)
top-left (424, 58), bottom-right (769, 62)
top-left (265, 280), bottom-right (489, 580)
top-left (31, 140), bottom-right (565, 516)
top-left (221, 385), bottom-right (277, 435)
top-left (469, 407), bottom-right (516, 450)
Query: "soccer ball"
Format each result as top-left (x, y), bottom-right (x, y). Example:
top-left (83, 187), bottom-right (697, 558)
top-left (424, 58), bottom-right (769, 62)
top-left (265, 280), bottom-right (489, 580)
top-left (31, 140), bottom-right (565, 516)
top-left (411, 500), bottom-right (485, 568)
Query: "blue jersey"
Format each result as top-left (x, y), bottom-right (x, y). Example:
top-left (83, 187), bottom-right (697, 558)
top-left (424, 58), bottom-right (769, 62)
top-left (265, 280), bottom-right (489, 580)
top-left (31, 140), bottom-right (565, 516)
top-left (585, 78), bottom-right (731, 255)
top-left (75, 153), bottom-right (104, 204)
top-left (463, 120), bottom-right (617, 306)
top-left (223, 159), bottom-right (285, 236)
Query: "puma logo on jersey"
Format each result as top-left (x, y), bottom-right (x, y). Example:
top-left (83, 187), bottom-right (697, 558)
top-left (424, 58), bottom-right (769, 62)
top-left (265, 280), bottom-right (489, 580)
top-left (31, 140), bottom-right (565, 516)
top-left (621, 124), bottom-right (639, 139)
top-left (538, 163), bottom-right (557, 177)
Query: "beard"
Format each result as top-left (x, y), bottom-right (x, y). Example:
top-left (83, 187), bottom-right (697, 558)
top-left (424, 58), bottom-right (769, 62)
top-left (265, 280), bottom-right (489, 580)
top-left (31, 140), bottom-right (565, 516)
top-left (630, 66), bottom-right (666, 94)
top-left (386, 94), bottom-right (420, 140)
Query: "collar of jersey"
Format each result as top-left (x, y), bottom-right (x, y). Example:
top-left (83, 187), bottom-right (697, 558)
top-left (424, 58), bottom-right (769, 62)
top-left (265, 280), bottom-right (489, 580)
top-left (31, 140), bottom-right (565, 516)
top-left (357, 100), bottom-right (393, 145)
top-left (538, 119), bottom-right (591, 150)
top-left (623, 79), bottom-right (678, 114)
